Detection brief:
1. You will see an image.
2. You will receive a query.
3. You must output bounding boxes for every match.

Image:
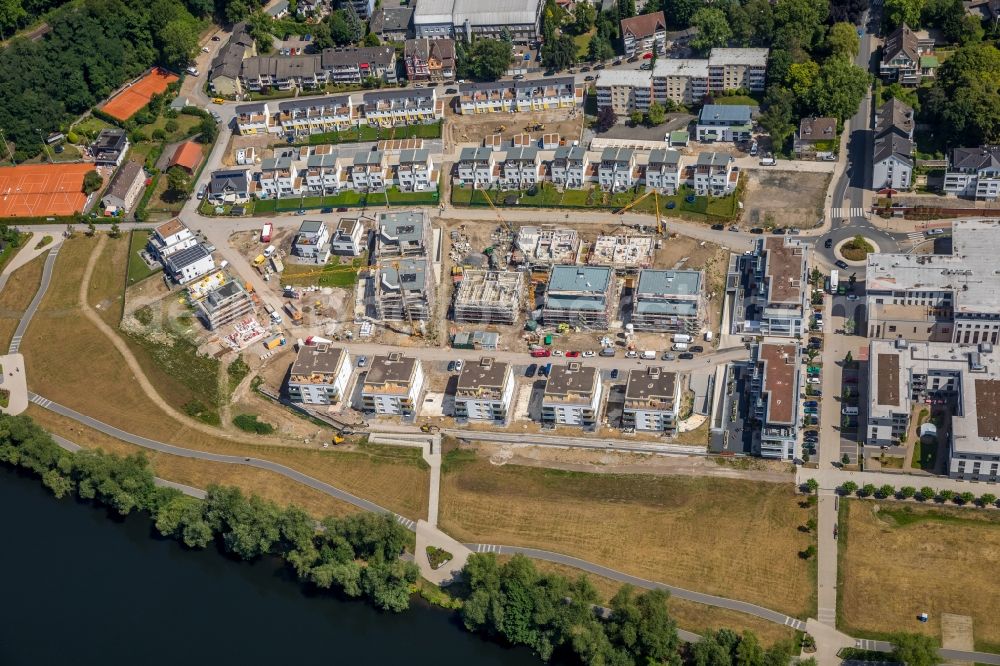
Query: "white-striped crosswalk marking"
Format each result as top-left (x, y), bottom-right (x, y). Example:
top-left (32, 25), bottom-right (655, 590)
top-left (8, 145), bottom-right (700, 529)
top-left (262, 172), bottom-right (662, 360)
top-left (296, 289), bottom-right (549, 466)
top-left (830, 207), bottom-right (867, 219)
top-left (476, 544), bottom-right (501, 554)
top-left (29, 394), bottom-right (52, 408)
top-left (905, 232), bottom-right (924, 242)
top-left (9, 335), bottom-right (21, 353)
top-left (395, 515), bottom-right (415, 530)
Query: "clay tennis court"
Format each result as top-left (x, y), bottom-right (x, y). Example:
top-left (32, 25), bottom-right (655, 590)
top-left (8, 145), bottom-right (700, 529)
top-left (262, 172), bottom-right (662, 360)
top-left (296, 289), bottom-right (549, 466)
top-left (0, 163), bottom-right (93, 217)
top-left (100, 68), bottom-right (180, 121)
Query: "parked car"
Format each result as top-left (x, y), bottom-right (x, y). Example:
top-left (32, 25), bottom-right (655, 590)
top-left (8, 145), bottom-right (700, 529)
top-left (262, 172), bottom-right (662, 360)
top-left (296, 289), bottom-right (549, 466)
top-left (804, 400), bottom-right (818, 407)
top-left (566, 351), bottom-right (580, 358)
top-left (211, 35), bottom-right (221, 40)
top-left (689, 345), bottom-right (704, 353)
top-left (594, 63), bottom-right (605, 69)
top-left (531, 348), bottom-right (551, 358)
top-left (804, 407), bottom-right (818, 414)
top-left (336, 207), bottom-right (349, 212)
top-left (539, 363), bottom-right (552, 377)
top-left (807, 377), bottom-right (821, 384)
top-left (847, 293), bottom-right (858, 300)
top-left (711, 224), bottom-right (724, 230)
top-left (627, 55), bottom-right (639, 62)
top-left (445, 88), bottom-right (458, 94)
top-left (582, 350), bottom-right (596, 357)
top-left (759, 156), bottom-right (776, 166)
top-left (678, 352), bottom-right (695, 360)
top-left (357, 356), bottom-right (368, 367)
top-left (552, 349), bottom-right (564, 356)
top-left (810, 337), bottom-right (822, 345)
top-left (662, 352), bottom-right (675, 360)
top-left (580, 66), bottom-right (591, 72)
top-left (526, 364), bottom-right (537, 377)
top-left (447, 361), bottom-right (456, 371)
top-left (320, 207), bottom-right (333, 214)
top-left (454, 360), bottom-right (464, 372)
top-left (926, 228), bottom-right (947, 236)
top-left (835, 260), bottom-right (849, 270)
top-left (513, 74), bottom-right (525, 80)
top-left (625, 350), bottom-right (638, 358)
top-left (639, 63), bottom-right (652, 70)
top-left (584, 75), bottom-right (595, 81)
top-left (824, 238), bottom-right (834, 248)
top-left (610, 369), bottom-right (619, 379)
top-left (750, 228), bottom-right (764, 234)
top-left (772, 228), bottom-right (786, 235)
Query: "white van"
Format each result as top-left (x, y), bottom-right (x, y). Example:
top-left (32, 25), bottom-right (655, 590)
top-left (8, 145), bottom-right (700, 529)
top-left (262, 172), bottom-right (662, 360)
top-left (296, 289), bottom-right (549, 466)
top-left (672, 342), bottom-right (689, 352)
top-left (704, 331), bottom-right (714, 342)
top-left (672, 334), bottom-right (692, 344)
top-left (759, 156), bottom-right (776, 166)
top-left (842, 406), bottom-right (859, 416)
top-left (263, 244), bottom-right (276, 257)
top-left (641, 350), bottom-right (656, 360)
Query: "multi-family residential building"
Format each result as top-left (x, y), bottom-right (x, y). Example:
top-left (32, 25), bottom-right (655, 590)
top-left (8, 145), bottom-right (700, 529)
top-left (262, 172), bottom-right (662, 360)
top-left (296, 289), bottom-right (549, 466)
top-left (453, 270), bottom-right (523, 325)
top-left (621, 11), bottom-right (667, 57)
top-left (196, 279), bottom-right (256, 330)
top-left (148, 218), bottom-right (197, 260)
top-left (622, 366), bottom-right (680, 433)
top-left (349, 0), bottom-right (375, 19)
top-left (595, 69), bottom-right (653, 115)
top-left (100, 161), bottom-right (145, 213)
top-left (292, 220), bottom-right (330, 262)
top-left (374, 257), bottom-right (432, 321)
top-left (351, 150), bottom-right (388, 190)
top-left (542, 265), bottom-right (616, 329)
top-left (747, 342), bottom-right (801, 460)
top-left (871, 98), bottom-right (915, 191)
top-left (598, 147), bottom-right (638, 192)
top-left (652, 59), bottom-right (709, 106)
top-left (793, 117), bottom-right (838, 160)
top-left (207, 168), bottom-right (253, 204)
top-left (208, 21), bottom-right (255, 97)
top-left (453, 357), bottom-right (516, 423)
top-left (501, 146), bottom-right (540, 188)
top-left (234, 103), bottom-right (270, 135)
top-left (91, 129), bottom-right (129, 167)
top-left (258, 152), bottom-right (299, 199)
top-left (377, 210), bottom-right (429, 258)
top-left (644, 148), bottom-right (683, 194)
top-left (692, 152), bottom-right (737, 195)
top-left (457, 77), bottom-right (581, 114)
top-left (866, 338), bottom-right (1000, 481)
top-left (164, 244), bottom-right (216, 284)
top-left (273, 96), bottom-right (355, 137)
top-left (866, 220), bottom-right (1000, 345)
top-left (396, 148), bottom-right (436, 191)
top-left (631, 269), bottom-right (704, 333)
top-left (696, 104), bottom-right (752, 143)
top-left (287, 344), bottom-right (353, 405)
top-left (363, 89), bottom-right (443, 127)
top-left (455, 146), bottom-right (498, 188)
top-left (943, 146), bottom-right (1000, 201)
top-left (303, 148), bottom-right (346, 195)
top-left (360, 352), bottom-right (425, 416)
top-left (880, 24), bottom-right (936, 85)
top-left (370, 5), bottom-right (414, 41)
top-left (708, 48), bottom-right (768, 93)
top-left (550, 145), bottom-right (591, 189)
top-left (413, 0), bottom-right (543, 40)
top-left (541, 362), bottom-right (603, 430)
top-left (240, 47), bottom-right (397, 92)
top-left (514, 226), bottom-right (580, 265)
top-left (330, 218), bottom-right (365, 256)
top-left (404, 38), bottom-right (456, 81)
top-left (728, 237), bottom-right (809, 338)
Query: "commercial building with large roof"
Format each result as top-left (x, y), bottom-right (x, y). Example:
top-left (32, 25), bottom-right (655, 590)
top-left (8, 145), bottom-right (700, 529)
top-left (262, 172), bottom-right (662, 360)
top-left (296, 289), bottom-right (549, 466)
top-left (413, 0), bottom-right (543, 40)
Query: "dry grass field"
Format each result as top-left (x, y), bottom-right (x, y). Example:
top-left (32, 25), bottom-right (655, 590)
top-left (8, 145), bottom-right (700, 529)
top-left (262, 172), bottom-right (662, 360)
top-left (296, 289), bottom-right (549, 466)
top-left (22, 236), bottom-right (430, 521)
top-left (514, 557), bottom-right (799, 647)
top-left (441, 451), bottom-right (816, 618)
top-left (839, 499), bottom-right (1000, 650)
top-left (0, 251), bottom-right (46, 348)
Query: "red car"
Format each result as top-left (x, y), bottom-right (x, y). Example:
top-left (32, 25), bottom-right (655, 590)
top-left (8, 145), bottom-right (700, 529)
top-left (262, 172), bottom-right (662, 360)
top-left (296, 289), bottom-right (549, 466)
top-left (642, 52), bottom-right (653, 59)
top-left (565, 351), bottom-right (580, 358)
top-left (530, 349), bottom-right (551, 358)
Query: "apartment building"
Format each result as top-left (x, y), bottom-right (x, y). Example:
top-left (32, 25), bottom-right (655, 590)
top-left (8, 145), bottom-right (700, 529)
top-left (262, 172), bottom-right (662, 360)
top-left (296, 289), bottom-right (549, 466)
top-left (621, 11), bottom-right (667, 57)
top-left (274, 96), bottom-right (355, 137)
top-left (396, 148), bottom-right (436, 192)
top-left (350, 150), bottom-right (388, 190)
top-left (413, 0), bottom-right (543, 40)
top-left (595, 69), bottom-right (653, 115)
top-left (148, 218), bottom-right (197, 260)
top-left (880, 24), bottom-right (936, 85)
top-left (514, 226), bottom-right (579, 265)
top-left (652, 59), bottom-right (709, 106)
top-left (631, 269), bottom-right (704, 333)
top-left (292, 219), bottom-right (330, 262)
top-left (370, 5), bottom-right (414, 41)
top-left (541, 362), bottom-right (603, 430)
top-left (622, 366), bottom-right (680, 433)
top-left (286, 344), bottom-right (352, 405)
top-left (258, 153), bottom-right (299, 199)
top-left (349, 0), bottom-right (375, 19)
top-left (598, 147), bottom-right (638, 192)
top-left (376, 210), bottom-right (429, 258)
top-left (550, 145), bottom-right (590, 189)
top-left (360, 352), bottom-right (425, 416)
top-left (455, 146), bottom-right (498, 188)
top-left (453, 270), bottom-right (524, 325)
top-left (329, 217), bottom-right (365, 256)
top-left (453, 357), bottom-right (516, 423)
top-left (374, 258), bottom-right (432, 321)
top-left (943, 146), bottom-right (1000, 201)
top-left (457, 77), bottom-right (581, 114)
top-left (542, 265), bottom-right (616, 329)
top-left (866, 220), bottom-right (1000, 345)
top-left (866, 338), bottom-right (1000, 481)
top-left (708, 48), bottom-right (768, 93)
top-left (403, 38), bottom-right (455, 81)
top-left (748, 342), bottom-right (801, 460)
top-left (872, 98), bottom-right (915, 191)
top-left (501, 146), bottom-right (540, 188)
top-left (692, 152), bottom-right (737, 195)
top-left (240, 47), bottom-right (397, 92)
top-left (728, 237), bottom-right (809, 338)
top-left (362, 89), bottom-right (443, 127)
top-left (196, 279), bottom-right (256, 331)
top-left (644, 148), bottom-right (683, 193)
top-left (696, 104), bottom-right (752, 143)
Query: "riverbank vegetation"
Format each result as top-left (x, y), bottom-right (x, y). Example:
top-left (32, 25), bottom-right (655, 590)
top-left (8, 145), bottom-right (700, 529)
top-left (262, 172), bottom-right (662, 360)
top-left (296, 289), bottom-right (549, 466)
top-left (0, 413), bottom-right (418, 613)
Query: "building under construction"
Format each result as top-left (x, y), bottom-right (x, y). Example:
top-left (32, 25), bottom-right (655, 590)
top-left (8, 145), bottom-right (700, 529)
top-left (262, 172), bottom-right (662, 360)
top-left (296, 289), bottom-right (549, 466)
top-left (453, 270), bottom-right (524, 325)
top-left (196, 279), bottom-right (256, 330)
top-left (588, 234), bottom-right (654, 269)
top-left (513, 226), bottom-right (580, 265)
top-left (376, 209), bottom-right (430, 259)
top-left (371, 257), bottom-right (433, 322)
top-left (541, 265), bottom-right (616, 330)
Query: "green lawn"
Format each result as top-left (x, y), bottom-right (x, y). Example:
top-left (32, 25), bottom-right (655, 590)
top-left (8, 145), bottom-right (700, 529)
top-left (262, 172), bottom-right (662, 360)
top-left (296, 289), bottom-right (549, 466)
top-left (712, 95), bottom-right (761, 107)
top-left (303, 121), bottom-right (442, 146)
top-left (281, 254), bottom-right (367, 288)
top-left (73, 116), bottom-right (114, 138)
top-left (910, 437), bottom-right (938, 471)
top-left (384, 186), bottom-right (440, 205)
top-left (573, 29), bottom-right (594, 58)
top-left (0, 233), bottom-right (29, 273)
top-left (126, 230), bottom-right (161, 285)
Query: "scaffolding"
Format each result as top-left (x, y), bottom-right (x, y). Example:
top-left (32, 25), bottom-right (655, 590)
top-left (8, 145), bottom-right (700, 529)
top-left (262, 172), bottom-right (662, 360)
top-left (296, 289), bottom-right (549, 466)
top-left (454, 270), bottom-right (524, 325)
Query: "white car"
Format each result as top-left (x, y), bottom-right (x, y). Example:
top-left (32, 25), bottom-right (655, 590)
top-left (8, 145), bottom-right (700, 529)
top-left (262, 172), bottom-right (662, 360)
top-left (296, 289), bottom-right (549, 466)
top-left (582, 350), bottom-right (596, 357)
top-left (201, 46), bottom-right (210, 52)
top-left (625, 350), bottom-right (638, 358)
top-left (552, 349), bottom-right (564, 356)
top-left (807, 377), bottom-right (821, 384)
top-left (454, 360), bottom-right (464, 372)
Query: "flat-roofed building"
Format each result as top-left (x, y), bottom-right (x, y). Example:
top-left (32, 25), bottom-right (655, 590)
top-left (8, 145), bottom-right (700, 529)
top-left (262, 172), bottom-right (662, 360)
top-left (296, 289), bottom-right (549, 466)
top-left (360, 352), bottom-right (425, 416)
top-left (287, 344), bottom-right (352, 405)
top-left (632, 269), bottom-right (704, 333)
top-left (652, 59), bottom-right (709, 106)
top-left (541, 361), bottom-right (603, 429)
top-left (708, 48), bottom-right (768, 93)
top-left (91, 128), bottom-right (129, 167)
top-left (373, 257), bottom-right (432, 321)
top-left (587, 234), bottom-right (653, 269)
top-left (729, 237), bottom-right (809, 338)
top-left (413, 0), bottom-right (543, 41)
top-left (376, 210), bottom-right (428, 258)
top-left (696, 104), bottom-right (752, 143)
top-left (164, 243), bottom-right (216, 284)
top-left (235, 103), bottom-right (270, 135)
top-left (148, 218), bottom-right (197, 260)
top-left (330, 217), bottom-right (365, 256)
top-left (943, 146), bottom-right (1000, 201)
top-left (454, 270), bottom-right (523, 325)
top-left (866, 338), bottom-right (1000, 480)
top-left (195, 279), bottom-right (256, 330)
top-left (514, 226), bottom-right (579, 265)
top-left (454, 357), bottom-right (515, 423)
top-left (542, 265), bottom-right (615, 329)
top-left (748, 342), bottom-right (801, 460)
top-left (292, 219), bottom-right (330, 261)
top-left (595, 69), bottom-right (653, 115)
top-left (622, 366), bottom-right (679, 432)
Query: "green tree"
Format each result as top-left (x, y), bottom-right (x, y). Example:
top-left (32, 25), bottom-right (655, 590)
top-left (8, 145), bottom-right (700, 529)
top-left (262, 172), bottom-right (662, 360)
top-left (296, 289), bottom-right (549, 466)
top-left (800, 544), bottom-right (817, 559)
top-left (860, 483), bottom-right (876, 497)
top-left (607, 586), bottom-right (679, 663)
top-left (161, 19), bottom-right (199, 69)
top-left (646, 101), bottom-right (666, 126)
top-left (197, 116), bottom-right (218, 144)
top-left (596, 106), bottom-right (618, 131)
top-left (542, 33), bottom-right (577, 71)
top-left (919, 486), bottom-right (937, 501)
top-left (899, 486), bottom-right (916, 498)
top-left (842, 453), bottom-right (851, 465)
top-left (878, 484), bottom-right (896, 498)
top-left (0, 0), bottom-right (27, 39)
top-left (468, 39), bottom-right (513, 80)
top-left (155, 493), bottom-right (213, 548)
top-left (619, 0), bottom-right (636, 18)
top-left (841, 481), bottom-right (858, 494)
top-left (788, 59), bottom-right (820, 101)
top-left (891, 632), bottom-right (942, 666)
top-left (166, 166), bottom-right (190, 200)
top-left (805, 517), bottom-right (817, 532)
top-left (86, 221), bottom-right (96, 236)
top-left (109, 223), bottom-right (121, 238)
top-left (363, 31), bottom-right (380, 46)
top-left (759, 86), bottom-right (796, 153)
top-left (629, 110), bottom-right (644, 126)
top-left (827, 21), bottom-right (860, 59)
top-left (690, 7), bottom-right (732, 53)
top-left (812, 58), bottom-right (871, 120)
top-left (82, 170), bottom-right (102, 194)
top-left (927, 44), bottom-right (1000, 146)
top-left (341, 4), bottom-right (363, 43)
top-left (844, 351), bottom-right (854, 365)
top-left (959, 491), bottom-right (975, 504)
top-left (884, 0), bottom-right (925, 29)
top-left (938, 489), bottom-right (954, 502)
top-left (572, 1), bottom-right (596, 34)
top-left (588, 33), bottom-right (615, 62)
top-left (806, 478), bottom-right (819, 494)
top-left (225, 0), bottom-right (248, 22)
top-left (329, 10), bottom-right (355, 45)
top-left (979, 492), bottom-right (997, 507)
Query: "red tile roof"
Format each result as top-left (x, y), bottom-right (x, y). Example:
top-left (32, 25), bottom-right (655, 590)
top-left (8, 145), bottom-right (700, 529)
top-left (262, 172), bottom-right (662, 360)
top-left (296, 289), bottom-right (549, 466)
top-left (169, 141), bottom-right (202, 172)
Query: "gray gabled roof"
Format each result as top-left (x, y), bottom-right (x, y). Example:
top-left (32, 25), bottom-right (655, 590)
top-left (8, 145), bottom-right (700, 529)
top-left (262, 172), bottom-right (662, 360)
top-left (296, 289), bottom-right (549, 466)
top-left (104, 161), bottom-right (144, 201)
top-left (874, 133), bottom-right (913, 165)
top-left (209, 168), bottom-right (251, 194)
top-left (950, 146), bottom-right (1000, 171)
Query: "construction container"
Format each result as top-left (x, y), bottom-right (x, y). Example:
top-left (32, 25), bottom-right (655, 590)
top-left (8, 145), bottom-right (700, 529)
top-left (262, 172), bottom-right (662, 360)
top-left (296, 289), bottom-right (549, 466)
top-left (544, 334), bottom-right (553, 345)
top-left (270, 255), bottom-right (284, 273)
top-left (264, 335), bottom-right (285, 350)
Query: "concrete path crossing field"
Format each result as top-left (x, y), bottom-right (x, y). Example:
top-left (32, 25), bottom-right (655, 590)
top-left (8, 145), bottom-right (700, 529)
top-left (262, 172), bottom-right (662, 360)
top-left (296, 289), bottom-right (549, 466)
top-left (9, 244), bottom-right (59, 354)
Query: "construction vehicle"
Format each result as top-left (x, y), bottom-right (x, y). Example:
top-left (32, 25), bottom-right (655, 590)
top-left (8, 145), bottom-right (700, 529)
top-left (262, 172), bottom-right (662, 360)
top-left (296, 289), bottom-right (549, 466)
top-left (331, 434), bottom-right (345, 445)
top-left (614, 189), bottom-right (664, 234)
top-left (253, 254), bottom-right (266, 267)
top-left (261, 223), bottom-right (272, 243)
top-left (495, 125), bottom-right (506, 133)
top-left (420, 424), bottom-right (440, 433)
top-left (264, 334), bottom-right (285, 350)
top-left (285, 302), bottom-right (303, 324)
top-left (451, 265), bottom-right (464, 284)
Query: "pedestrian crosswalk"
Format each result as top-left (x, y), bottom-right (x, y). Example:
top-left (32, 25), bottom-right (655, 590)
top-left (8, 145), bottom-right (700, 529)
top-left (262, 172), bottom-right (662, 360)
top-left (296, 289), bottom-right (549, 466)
top-left (829, 207), bottom-right (867, 219)
top-left (904, 231), bottom-right (924, 243)
top-left (395, 515), bottom-right (416, 530)
top-left (29, 394), bottom-right (52, 409)
top-left (8, 335), bottom-right (21, 353)
top-left (476, 544), bottom-right (502, 554)
top-left (783, 616), bottom-right (807, 631)
top-left (856, 638), bottom-right (880, 650)
top-left (818, 607), bottom-right (837, 624)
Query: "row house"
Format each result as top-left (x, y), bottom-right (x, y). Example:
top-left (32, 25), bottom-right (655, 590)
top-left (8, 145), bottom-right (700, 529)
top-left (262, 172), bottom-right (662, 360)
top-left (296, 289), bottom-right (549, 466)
top-left (303, 149), bottom-right (346, 195)
top-left (502, 146), bottom-right (540, 188)
top-left (362, 89), bottom-right (443, 128)
top-left (871, 98), bottom-right (915, 192)
top-left (234, 103), bottom-right (270, 135)
top-left (239, 47), bottom-right (396, 92)
top-left (395, 148), bottom-right (435, 192)
top-left (943, 146), bottom-right (1000, 201)
top-left (457, 77), bottom-right (582, 114)
top-left (644, 149), bottom-right (683, 194)
top-left (598, 147), bottom-right (638, 192)
top-left (692, 152), bottom-right (737, 196)
top-left (274, 96), bottom-right (355, 137)
top-left (258, 153), bottom-right (299, 199)
top-left (550, 145), bottom-right (589, 189)
top-left (456, 146), bottom-right (499, 187)
top-left (351, 150), bottom-right (389, 190)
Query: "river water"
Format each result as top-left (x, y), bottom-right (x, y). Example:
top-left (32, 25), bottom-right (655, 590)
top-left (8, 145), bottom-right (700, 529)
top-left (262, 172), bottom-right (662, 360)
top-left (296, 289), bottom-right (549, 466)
top-left (0, 466), bottom-right (539, 666)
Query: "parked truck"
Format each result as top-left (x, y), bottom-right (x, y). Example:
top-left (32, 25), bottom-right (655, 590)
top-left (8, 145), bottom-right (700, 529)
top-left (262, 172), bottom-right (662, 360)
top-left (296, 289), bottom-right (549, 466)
top-left (672, 333), bottom-right (693, 344)
top-left (261, 223), bottom-right (272, 243)
top-left (285, 301), bottom-right (303, 324)
top-left (264, 335), bottom-right (285, 350)
top-left (672, 342), bottom-right (689, 352)
top-left (829, 269), bottom-right (839, 294)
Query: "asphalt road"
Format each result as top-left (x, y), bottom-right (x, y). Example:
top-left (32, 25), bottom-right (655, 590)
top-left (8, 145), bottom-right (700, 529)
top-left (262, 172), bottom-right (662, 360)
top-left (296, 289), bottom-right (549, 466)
top-left (8, 245), bottom-right (59, 354)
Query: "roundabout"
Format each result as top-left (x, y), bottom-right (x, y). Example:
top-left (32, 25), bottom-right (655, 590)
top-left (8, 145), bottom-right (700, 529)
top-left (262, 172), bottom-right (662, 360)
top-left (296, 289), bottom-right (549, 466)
top-left (833, 235), bottom-right (880, 266)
